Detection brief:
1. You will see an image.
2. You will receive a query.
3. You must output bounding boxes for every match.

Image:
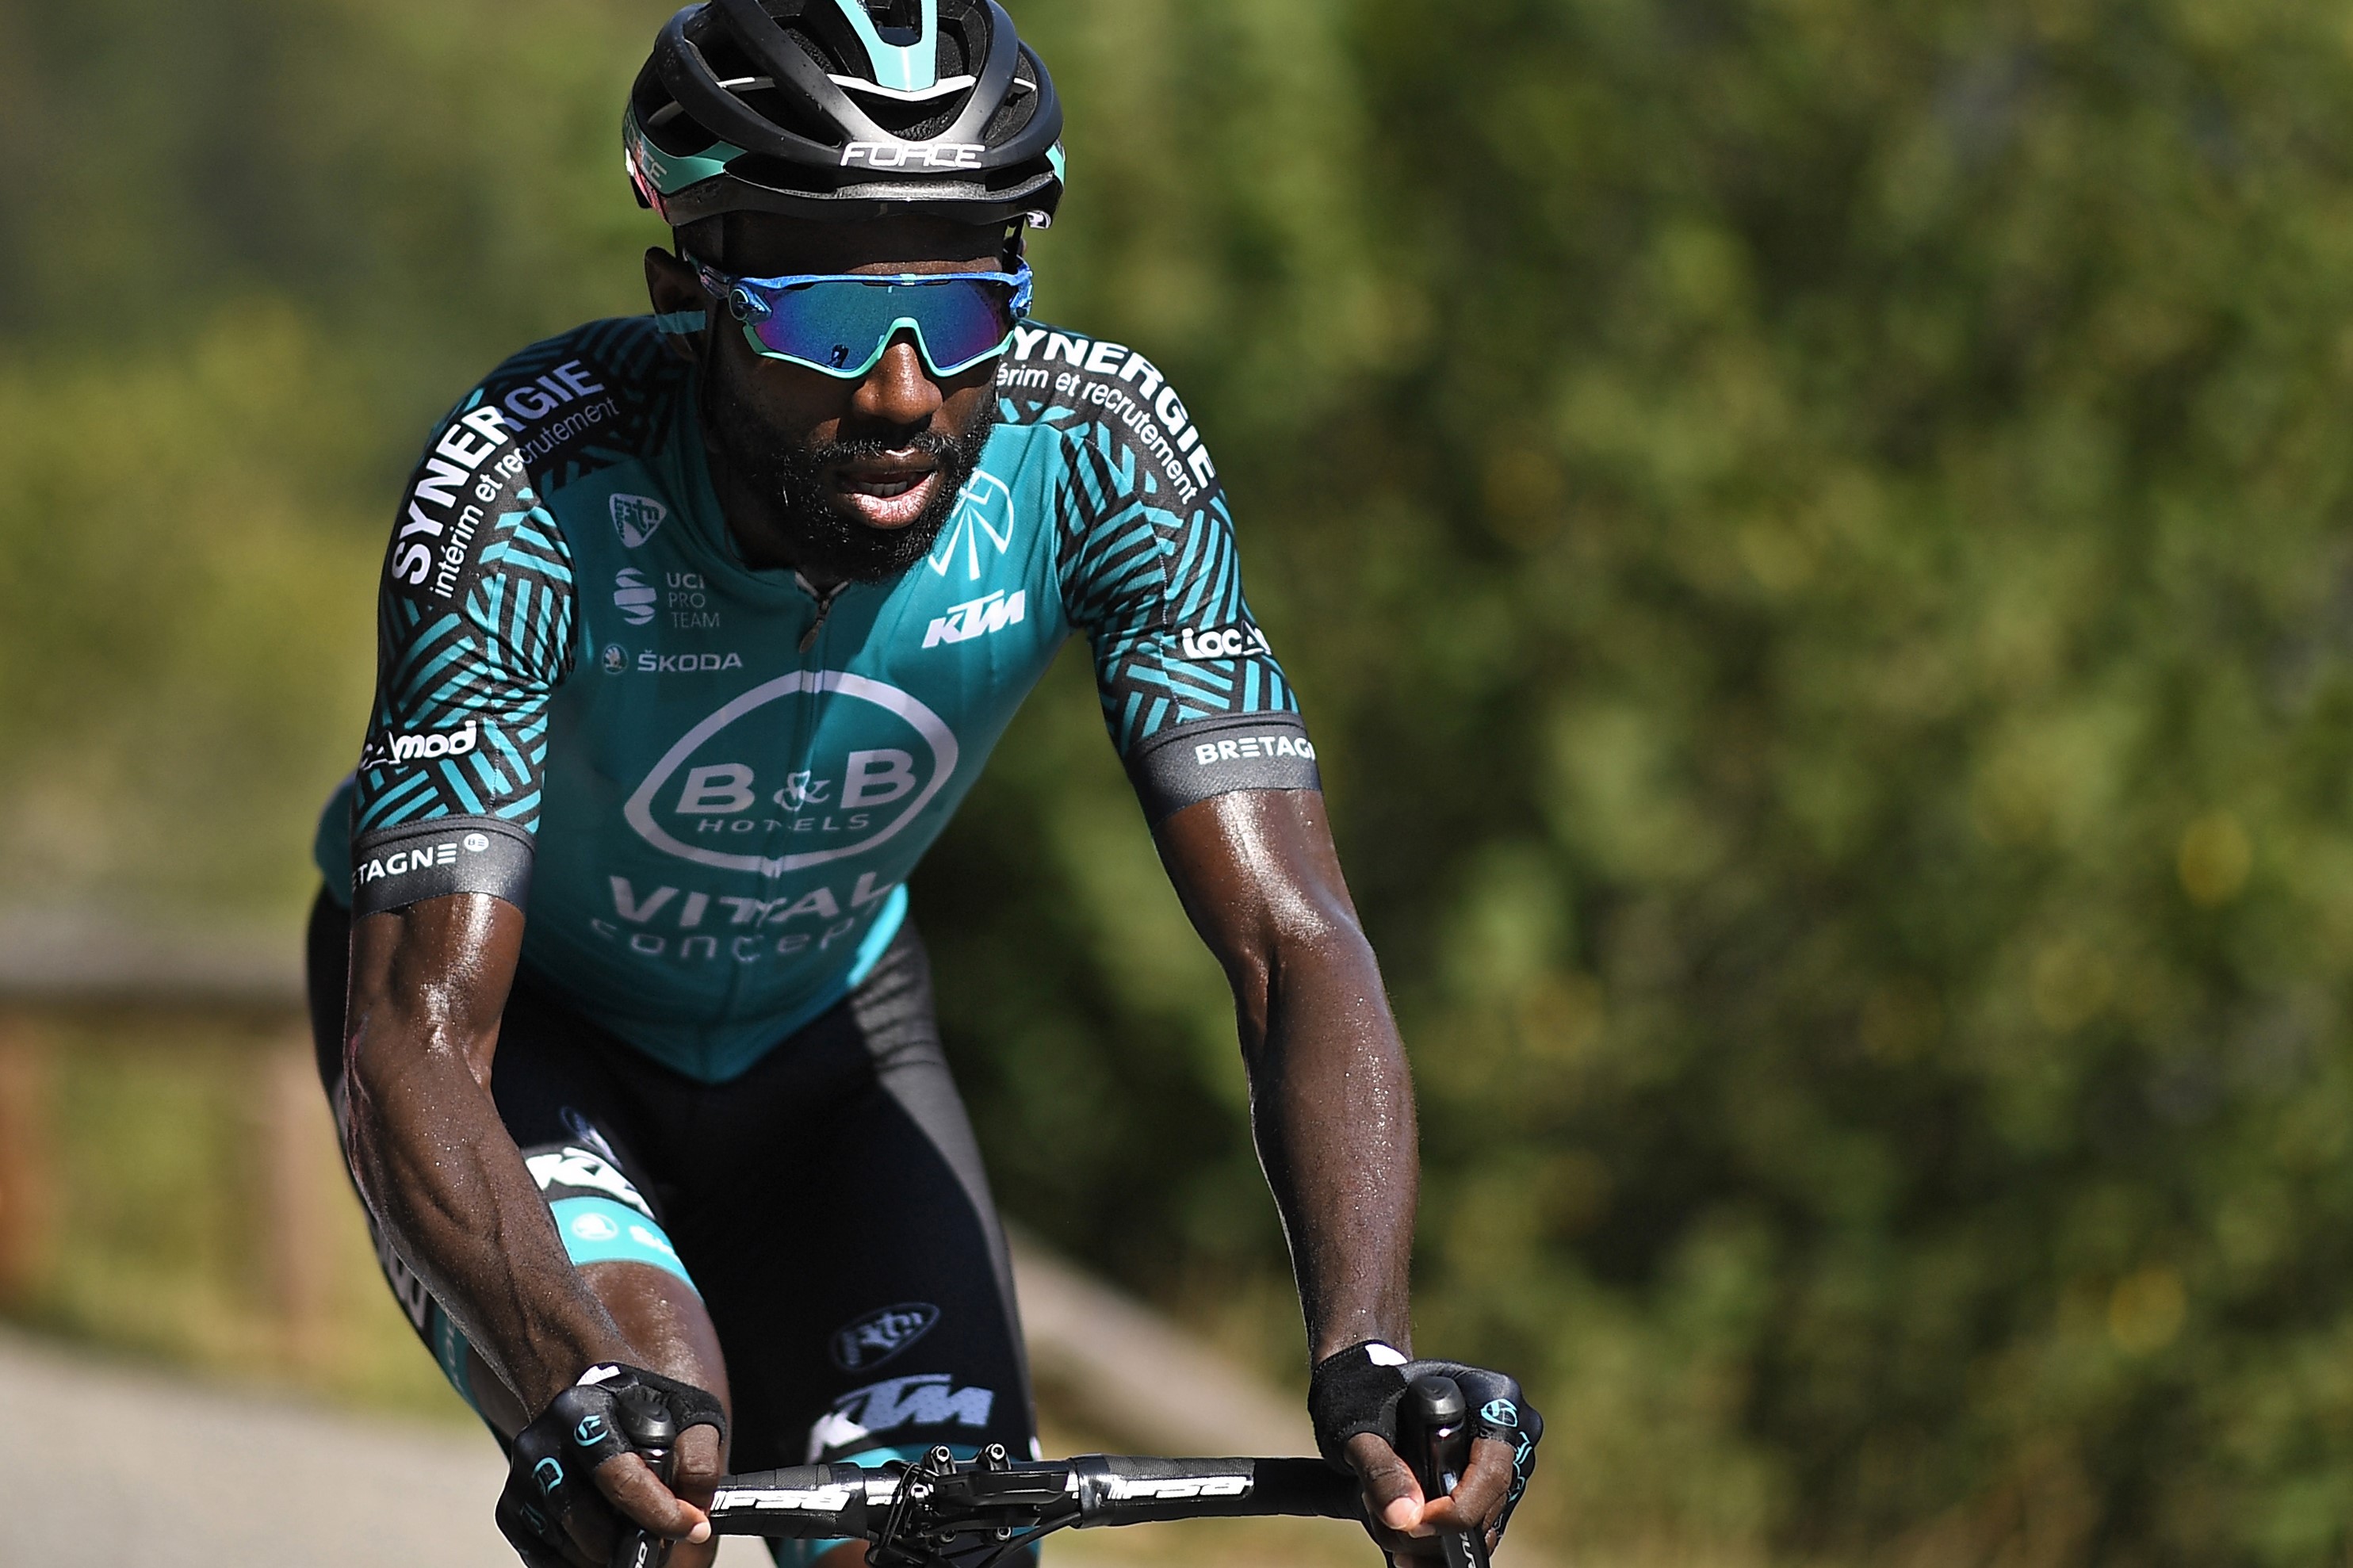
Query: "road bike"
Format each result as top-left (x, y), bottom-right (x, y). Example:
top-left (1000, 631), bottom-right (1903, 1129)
top-left (616, 1375), bottom-right (1494, 1568)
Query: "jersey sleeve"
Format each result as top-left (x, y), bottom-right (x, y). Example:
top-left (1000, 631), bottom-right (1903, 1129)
top-left (1050, 360), bottom-right (1321, 824)
top-left (347, 391), bottom-right (576, 916)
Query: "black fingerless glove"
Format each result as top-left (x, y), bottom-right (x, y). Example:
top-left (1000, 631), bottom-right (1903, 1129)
top-left (1308, 1342), bottom-right (1544, 1540)
top-left (1308, 1340), bottom-right (1414, 1470)
top-left (495, 1363), bottom-right (728, 1568)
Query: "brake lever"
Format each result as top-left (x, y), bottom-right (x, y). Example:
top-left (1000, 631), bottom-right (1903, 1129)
top-left (1406, 1375), bottom-right (1491, 1568)
top-left (608, 1386), bottom-right (682, 1568)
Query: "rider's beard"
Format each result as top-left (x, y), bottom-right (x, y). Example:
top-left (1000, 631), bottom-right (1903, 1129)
top-left (702, 361), bottom-right (997, 584)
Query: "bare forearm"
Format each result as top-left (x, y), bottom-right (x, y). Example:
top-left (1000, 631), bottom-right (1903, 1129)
top-left (346, 1031), bottom-right (625, 1408)
top-left (1154, 791), bottom-right (1421, 1363)
top-left (345, 897), bottom-right (629, 1413)
top-left (1248, 933), bottom-right (1419, 1360)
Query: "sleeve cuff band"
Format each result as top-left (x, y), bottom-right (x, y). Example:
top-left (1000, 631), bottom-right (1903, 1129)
top-left (351, 817), bottom-right (535, 918)
top-left (1126, 713), bottom-right (1322, 825)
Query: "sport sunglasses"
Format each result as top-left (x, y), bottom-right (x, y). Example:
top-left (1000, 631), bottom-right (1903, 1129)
top-left (683, 259), bottom-right (1032, 379)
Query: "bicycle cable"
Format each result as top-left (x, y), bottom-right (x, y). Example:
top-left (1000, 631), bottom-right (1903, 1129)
top-left (973, 1521), bottom-right (1055, 1568)
top-left (867, 1447), bottom-right (943, 1568)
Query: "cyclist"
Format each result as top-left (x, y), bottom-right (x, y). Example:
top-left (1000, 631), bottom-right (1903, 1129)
top-left (306, 3), bottom-right (1540, 1565)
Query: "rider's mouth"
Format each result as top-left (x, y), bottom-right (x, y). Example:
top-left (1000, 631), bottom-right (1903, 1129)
top-left (830, 463), bottom-right (939, 530)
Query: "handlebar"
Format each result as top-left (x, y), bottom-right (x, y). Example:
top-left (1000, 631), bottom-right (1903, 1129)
top-left (706, 1447), bottom-right (1359, 1562)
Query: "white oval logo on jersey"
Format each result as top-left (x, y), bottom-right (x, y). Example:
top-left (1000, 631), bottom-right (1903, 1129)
top-left (624, 672), bottom-right (959, 877)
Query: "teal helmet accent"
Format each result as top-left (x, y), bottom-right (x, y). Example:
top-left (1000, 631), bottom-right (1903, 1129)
top-left (626, 0), bottom-right (1065, 228)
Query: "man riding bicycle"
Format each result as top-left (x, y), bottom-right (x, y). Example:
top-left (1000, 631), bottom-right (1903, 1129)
top-left (306, 4), bottom-right (1540, 1564)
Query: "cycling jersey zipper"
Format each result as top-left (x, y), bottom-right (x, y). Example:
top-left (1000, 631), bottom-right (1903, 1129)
top-left (790, 574), bottom-right (844, 847)
top-left (797, 574), bottom-right (846, 655)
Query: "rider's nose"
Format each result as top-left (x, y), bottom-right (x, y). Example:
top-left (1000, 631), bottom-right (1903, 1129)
top-left (851, 336), bottom-right (944, 430)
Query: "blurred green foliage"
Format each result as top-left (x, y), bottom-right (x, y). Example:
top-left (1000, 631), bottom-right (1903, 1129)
top-left (14, 1020), bottom-right (468, 1420)
top-left (10, 0), bottom-right (2353, 1561)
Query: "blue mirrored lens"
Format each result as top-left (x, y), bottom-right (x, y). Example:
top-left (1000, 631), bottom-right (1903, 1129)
top-left (736, 273), bottom-right (1023, 377)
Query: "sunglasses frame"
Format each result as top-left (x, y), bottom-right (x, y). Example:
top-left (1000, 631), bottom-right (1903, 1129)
top-left (691, 260), bottom-right (1033, 381)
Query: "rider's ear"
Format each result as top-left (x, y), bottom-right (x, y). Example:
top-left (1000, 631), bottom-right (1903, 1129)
top-left (645, 247), bottom-right (705, 362)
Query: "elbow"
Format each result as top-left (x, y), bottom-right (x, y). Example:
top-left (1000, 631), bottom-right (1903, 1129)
top-left (1230, 897), bottom-right (1379, 1065)
top-left (1261, 885), bottom-right (1375, 987)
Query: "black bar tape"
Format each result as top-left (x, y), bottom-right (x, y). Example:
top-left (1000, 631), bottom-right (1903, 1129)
top-left (351, 816), bottom-right (534, 917)
top-left (1125, 713), bottom-right (1322, 825)
top-left (1238, 1458), bottom-right (1362, 1519)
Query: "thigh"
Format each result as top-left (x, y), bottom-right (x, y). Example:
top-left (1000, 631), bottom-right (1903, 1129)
top-left (675, 934), bottom-right (1035, 1473)
top-left (487, 973), bottom-right (675, 1229)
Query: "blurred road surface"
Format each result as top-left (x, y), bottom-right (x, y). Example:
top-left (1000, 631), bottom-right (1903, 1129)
top-left (0, 1326), bottom-right (780, 1567)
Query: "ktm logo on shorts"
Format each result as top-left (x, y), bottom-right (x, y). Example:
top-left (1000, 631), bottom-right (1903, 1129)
top-left (808, 1373), bottom-right (995, 1461)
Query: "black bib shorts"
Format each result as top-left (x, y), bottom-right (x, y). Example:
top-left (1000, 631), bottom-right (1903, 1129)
top-left (306, 892), bottom-right (1037, 1563)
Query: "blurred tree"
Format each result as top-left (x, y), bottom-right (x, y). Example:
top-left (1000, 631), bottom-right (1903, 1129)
top-left (939, 2), bottom-right (2353, 1562)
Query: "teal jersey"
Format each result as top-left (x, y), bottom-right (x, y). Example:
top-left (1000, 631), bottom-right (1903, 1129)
top-left (316, 316), bottom-right (1318, 1082)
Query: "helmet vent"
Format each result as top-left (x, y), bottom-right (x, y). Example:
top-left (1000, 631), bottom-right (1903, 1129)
top-left (723, 26), bottom-right (844, 149)
top-left (981, 84), bottom-right (1039, 146)
top-left (854, 91), bottom-right (968, 140)
top-left (828, 74), bottom-right (977, 104)
top-left (825, 0), bottom-right (939, 92)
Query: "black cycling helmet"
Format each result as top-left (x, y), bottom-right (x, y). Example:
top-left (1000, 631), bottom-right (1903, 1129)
top-left (626, 0), bottom-right (1065, 229)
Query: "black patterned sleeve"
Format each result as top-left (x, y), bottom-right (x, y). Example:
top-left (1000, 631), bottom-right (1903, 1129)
top-left (349, 392), bottom-right (576, 916)
top-left (1050, 367), bottom-right (1321, 824)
